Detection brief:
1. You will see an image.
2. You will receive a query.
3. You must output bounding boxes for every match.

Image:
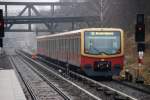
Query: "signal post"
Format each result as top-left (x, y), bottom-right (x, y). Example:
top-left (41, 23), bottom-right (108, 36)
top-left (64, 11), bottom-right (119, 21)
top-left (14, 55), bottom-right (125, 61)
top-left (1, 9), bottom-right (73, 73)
top-left (135, 14), bottom-right (145, 83)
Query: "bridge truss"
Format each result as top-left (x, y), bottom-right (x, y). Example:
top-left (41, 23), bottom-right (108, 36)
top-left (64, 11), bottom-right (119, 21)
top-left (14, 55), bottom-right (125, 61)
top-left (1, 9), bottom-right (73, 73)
top-left (0, 2), bottom-right (100, 32)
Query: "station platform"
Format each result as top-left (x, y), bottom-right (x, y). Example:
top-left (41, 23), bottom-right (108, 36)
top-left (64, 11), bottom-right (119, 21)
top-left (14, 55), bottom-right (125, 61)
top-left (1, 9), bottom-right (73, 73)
top-left (0, 70), bottom-right (26, 100)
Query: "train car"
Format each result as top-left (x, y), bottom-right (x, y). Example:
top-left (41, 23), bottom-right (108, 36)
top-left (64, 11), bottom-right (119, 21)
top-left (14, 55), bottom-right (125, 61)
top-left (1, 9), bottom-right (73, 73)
top-left (37, 28), bottom-right (124, 78)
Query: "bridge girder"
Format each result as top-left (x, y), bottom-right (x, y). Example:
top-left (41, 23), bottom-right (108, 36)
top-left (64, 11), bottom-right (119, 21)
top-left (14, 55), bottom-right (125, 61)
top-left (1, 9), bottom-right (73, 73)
top-left (1, 2), bottom-right (100, 32)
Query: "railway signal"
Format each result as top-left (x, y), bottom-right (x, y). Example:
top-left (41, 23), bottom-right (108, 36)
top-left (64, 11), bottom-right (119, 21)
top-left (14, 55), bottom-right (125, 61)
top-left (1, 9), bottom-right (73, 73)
top-left (137, 42), bottom-right (145, 52)
top-left (135, 14), bottom-right (145, 42)
top-left (0, 38), bottom-right (3, 47)
top-left (135, 14), bottom-right (145, 83)
top-left (135, 24), bottom-right (145, 42)
top-left (0, 9), bottom-right (4, 37)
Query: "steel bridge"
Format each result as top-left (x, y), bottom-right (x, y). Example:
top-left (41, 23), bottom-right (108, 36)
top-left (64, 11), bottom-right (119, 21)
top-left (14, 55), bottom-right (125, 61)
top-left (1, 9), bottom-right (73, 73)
top-left (0, 2), bottom-right (100, 32)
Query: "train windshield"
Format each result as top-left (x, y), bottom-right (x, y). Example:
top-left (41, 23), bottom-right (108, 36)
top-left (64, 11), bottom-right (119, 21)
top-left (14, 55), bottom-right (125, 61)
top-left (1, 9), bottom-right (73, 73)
top-left (84, 31), bottom-right (121, 55)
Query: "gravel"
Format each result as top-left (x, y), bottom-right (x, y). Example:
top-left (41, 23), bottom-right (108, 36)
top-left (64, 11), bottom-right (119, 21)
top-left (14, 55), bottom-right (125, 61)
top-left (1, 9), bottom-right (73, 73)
top-left (0, 53), bottom-right (12, 69)
top-left (12, 55), bottom-right (64, 100)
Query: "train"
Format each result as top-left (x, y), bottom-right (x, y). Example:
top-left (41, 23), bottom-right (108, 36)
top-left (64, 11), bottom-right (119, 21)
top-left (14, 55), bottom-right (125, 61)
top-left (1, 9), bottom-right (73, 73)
top-left (36, 28), bottom-right (124, 78)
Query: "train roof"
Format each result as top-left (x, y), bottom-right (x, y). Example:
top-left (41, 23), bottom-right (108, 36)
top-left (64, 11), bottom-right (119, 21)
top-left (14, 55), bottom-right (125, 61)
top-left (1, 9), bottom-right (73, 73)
top-left (36, 28), bottom-right (123, 39)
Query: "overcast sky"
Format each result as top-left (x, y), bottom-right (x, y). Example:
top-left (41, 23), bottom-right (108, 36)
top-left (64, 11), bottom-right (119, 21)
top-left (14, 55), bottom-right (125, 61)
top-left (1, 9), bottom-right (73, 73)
top-left (1, 0), bottom-right (59, 2)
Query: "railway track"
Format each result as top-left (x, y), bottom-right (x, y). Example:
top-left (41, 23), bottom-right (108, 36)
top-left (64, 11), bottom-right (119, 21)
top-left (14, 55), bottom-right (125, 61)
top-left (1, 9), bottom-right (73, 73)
top-left (9, 55), bottom-right (69, 100)
top-left (16, 50), bottom-right (150, 100)
top-left (113, 80), bottom-right (150, 95)
top-left (16, 50), bottom-right (103, 100)
top-left (34, 55), bottom-right (150, 100)
top-left (9, 56), bottom-right (37, 100)
top-left (36, 54), bottom-right (150, 96)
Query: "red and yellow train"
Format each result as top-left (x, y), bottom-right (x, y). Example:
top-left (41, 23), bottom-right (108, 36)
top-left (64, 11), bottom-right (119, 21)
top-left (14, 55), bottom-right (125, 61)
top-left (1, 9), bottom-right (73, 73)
top-left (37, 28), bottom-right (124, 78)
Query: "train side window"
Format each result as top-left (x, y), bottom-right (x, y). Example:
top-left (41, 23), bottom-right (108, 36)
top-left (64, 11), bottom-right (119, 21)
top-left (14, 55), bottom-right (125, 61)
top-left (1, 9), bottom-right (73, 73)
top-left (66, 39), bottom-right (69, 54)
top-left (69, 38), bottom-right (71, 59)
top-left (74, 39), bottom-right (76, 54)
top-left (61, 39), bottom-right (63, 51)
top-left (52, 40), bottom-right (54, 56)
top-left (72, 39), bottom-right (74, 55)
top-left (68, 39), bottom-right (70, 54)
top-left (76, 38), bottom-right (78, 53)
top-left (45, 40), bottom-right (46, 54)
top-left (77, 38), bottom-right (80, 55)
top-left (61, 38), bottom-right (63, 58)
top-left (60, 38), bottom-right (62, 51)
top-left (47, 39), bottom-right (49, 56)
top-left (56, 38), bottom-right (58, 57)
top-left (62, 39), bottom-right (63, 53)
top-left (53, 39), bottom-right (54, 54)
top-left (65, 39), bottom-right (67, 54)
top-left (56, 38), bottom-right (58, 52)
top-left (75, 38), bottom-right (77, 53)
top-left (46, 39), bottom-right (48, 55)
top-left (53, 39), bottom-right (54, 56)
top-left (54, 39), bottom-right (57, 58)
top-left (74, 38), bottom-right (76, 56)
top-left (72, 39), bottom-right (74, 54)
top-left (49, 40), bottom-right (51, 56)
top-left (75, 38), bottom-right (77, 54)
top-left (44, 40), bottom-right (46, 54)
top-left (59, 38), bottom-right (60, 55)
top-left (70, 39), bottom-right (72, 53)
top-left (48, 39), bottom-right (50, 56)
top-left (72, 39), bottom-right (73, 53)
top-left (54, 39), bottom-right (56, 57)
top-left (47, 39), bottom-right (48, 56)
top-left (43, 40), bottom-right (44, 54)
top-left (51, 39), bottom-right (53, 56)
top-left (70, 38), bottom-right (73, 54)
top-left (63, 39), bottom-right (65, 55)
top-left (51, 39), bottom-right (53, 55)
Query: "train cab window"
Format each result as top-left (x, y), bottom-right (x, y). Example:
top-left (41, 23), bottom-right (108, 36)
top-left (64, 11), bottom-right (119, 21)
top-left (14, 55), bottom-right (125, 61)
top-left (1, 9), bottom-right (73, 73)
top-left (84, 31), bottom-right (121, 55)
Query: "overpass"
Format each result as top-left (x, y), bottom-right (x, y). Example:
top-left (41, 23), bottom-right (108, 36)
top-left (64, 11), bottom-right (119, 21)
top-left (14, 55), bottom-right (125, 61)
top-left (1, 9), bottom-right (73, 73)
top-left (0, 2), bottom-right (100, 32)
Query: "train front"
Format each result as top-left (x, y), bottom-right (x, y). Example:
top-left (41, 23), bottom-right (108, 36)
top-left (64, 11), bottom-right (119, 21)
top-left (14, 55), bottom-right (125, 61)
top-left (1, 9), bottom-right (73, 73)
top-left (81, 29), bottom-right (124, 78)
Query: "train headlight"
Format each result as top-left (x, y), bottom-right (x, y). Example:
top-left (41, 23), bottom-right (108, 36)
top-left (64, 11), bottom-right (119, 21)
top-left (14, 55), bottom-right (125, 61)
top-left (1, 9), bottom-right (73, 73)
top-left (106, 64), bottom-right (109, 68)
top-left (97, 64), bottom-right (100, 68)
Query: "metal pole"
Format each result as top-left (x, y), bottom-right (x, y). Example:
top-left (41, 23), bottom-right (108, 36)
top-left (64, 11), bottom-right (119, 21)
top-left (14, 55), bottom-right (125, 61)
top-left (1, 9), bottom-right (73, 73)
top-left (28, 5), bottom-right (32, 31)
top-left (72, 22), bottom-right (75, 30)
top-left (51, 4), bottom-right (54, 17)
top-left (100, 0), bottom-right (103, 27)
top-left (136, 51), bottom-right (144, 83)
top-left (5, 5), bottom-right (7, 27)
